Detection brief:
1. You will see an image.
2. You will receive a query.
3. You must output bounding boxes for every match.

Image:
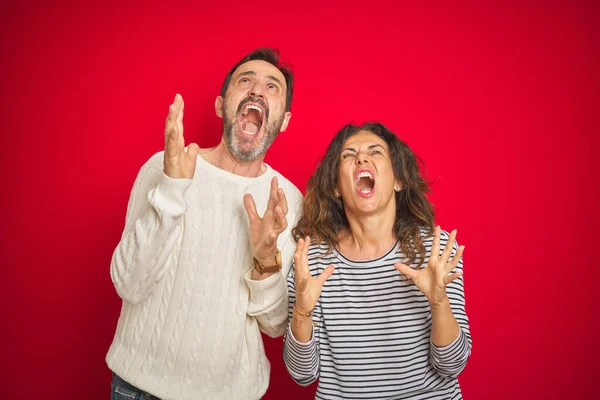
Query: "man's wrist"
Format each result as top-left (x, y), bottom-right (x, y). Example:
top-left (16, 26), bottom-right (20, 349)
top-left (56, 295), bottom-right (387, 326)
top-left (253, 249), bottom-right (282, 274)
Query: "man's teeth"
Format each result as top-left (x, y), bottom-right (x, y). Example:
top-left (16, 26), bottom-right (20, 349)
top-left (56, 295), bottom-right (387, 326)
top-left (242, 104), bottom-right (263, 116)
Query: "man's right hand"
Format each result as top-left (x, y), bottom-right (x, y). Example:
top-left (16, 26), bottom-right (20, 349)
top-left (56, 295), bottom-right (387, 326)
top-left (164, 94), bottom-right (200, 179)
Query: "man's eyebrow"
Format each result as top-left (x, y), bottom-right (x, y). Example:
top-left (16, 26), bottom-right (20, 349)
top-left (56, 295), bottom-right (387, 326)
top-left (235, 71), bottom-right (283, 87)
top-left (236, 71), bottom-right (256, 79)
top-left (266, 75), bottom-right (284, 86)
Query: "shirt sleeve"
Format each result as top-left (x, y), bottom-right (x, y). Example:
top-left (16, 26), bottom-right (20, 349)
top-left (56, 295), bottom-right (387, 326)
top-left (429, 232), bottom-right (472, 379)
top-left (245, 184), bottom-right (304, 337)
top-left (110, 154), bottom-right (192, 304)
top-left (282, 262), bottom-right (320, 386)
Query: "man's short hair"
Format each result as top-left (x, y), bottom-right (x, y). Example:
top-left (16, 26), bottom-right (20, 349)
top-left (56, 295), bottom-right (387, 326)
top-left (220, 47), bottom-right (294, 112)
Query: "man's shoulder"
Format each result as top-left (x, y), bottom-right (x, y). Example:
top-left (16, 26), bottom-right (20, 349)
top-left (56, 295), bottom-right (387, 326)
top-left (146, 151), bottom-right (165, 166)
top-left (131, 151), bottom-right (164, 177)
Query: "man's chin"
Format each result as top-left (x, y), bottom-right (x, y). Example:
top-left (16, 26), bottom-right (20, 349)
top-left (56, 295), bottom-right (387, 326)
top-left (229, 141), bottom-right (265, 162)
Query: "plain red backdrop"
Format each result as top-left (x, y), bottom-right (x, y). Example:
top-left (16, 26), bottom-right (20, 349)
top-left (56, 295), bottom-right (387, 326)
top-left (1, 0), bottom-right (598, 399)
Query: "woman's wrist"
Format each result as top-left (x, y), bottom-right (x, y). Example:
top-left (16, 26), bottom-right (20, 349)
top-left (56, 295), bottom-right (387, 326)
top-left (428, 295), bottom-right (450, 311)
top-left (293, 303), bottom-right (314, 317)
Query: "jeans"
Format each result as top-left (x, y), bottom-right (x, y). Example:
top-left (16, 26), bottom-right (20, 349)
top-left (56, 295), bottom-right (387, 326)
top-left (111, 373), bottom-right (160, 400)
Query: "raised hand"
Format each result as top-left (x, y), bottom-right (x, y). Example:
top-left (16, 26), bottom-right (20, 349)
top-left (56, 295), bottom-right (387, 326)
top-left (164, 94), bottom-right (200, 179)
top-left (394, 227), bottom-right (465, 306)
top-left (293, 236), bottom-right (335, 312)
top-left (244, 177), bottom-right (289, 268)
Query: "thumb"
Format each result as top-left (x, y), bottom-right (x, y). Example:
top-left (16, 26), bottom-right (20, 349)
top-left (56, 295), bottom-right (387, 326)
top-left (317, 265), bottom-right (335, 285)
top-left (186, 143), bottom-right (200, 158)
top-left (443, 270), bottom-right (462, 286)
top-left (243, 193), bottom-right (260, 222)
top-left (394, 262), bottom-right (418, 280)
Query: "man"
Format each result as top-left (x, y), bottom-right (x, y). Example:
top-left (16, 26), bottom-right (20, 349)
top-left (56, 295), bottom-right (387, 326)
top-left (106, 48), bottom-right (302, 400)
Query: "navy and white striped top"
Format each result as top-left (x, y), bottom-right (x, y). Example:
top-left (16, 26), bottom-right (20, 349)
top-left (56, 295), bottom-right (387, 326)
top-left (283, 230), bottom-right (472, 399)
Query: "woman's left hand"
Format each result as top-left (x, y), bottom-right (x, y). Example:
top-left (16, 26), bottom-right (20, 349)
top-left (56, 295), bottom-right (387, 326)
top-left (394, 226), bottom-right (465, 306)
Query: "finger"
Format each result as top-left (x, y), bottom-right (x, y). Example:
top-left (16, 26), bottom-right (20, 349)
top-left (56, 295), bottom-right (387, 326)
top-left (446, 245), bottom-right (465, 273)
top-left (164, 101), bottom-right (177, 137)
top-left (267, 176), bottom-right (279, 210)
top-left (443, 270), bottom-right (463, 286)
top-left (440, 229), bottom-right (457, 264)
top-left (165, 94), bottom-right (182, 126)
top-left (165, 123), bottom-right (180, 159)
top-left (317, 264), bottom-right (335, 285)
top-left (394, 262), bottom-right (419, 280)
top-left (165, 95), bottom-right (184, 155)
top-left (165, 104), bottom-right (176, 134)
top-left (430, 226), bottom-right (441, 263)
top-left (274, 205), bottom-right (288, 233)
top-left (277, 187), bottom-right (288, 215)
top-left (174, 93), bottom-right (183, 108)
top-left (177, 102), bottom-right (184, 156)
top-left (303, 235), bottom-right (311, 257)
top-left (177, 97), bottom-right (184, 136)
top-left (294, 237), bottom-right (308, 279)
top-left (243, 194), bottom-right (260, 222)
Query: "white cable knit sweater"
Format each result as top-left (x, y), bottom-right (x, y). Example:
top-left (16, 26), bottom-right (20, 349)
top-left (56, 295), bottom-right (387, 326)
top-left (106, 151), bottom-right (303, 400)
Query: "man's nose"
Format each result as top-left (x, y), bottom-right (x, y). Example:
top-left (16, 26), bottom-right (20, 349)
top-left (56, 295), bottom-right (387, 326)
top-left (249, 82), bottom-right (265, 98)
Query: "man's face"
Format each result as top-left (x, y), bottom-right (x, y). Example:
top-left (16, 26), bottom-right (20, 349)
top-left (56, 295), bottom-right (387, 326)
top-left (216, 60), bottom-right (292, 161)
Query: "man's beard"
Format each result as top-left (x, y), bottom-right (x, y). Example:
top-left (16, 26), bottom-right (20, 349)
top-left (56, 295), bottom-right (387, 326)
top-left (222, 101), bottom-right (285, 162)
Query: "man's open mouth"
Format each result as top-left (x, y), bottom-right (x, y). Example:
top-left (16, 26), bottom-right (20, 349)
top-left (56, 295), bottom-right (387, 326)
top-left (239, 102), bottom-right (265, 136)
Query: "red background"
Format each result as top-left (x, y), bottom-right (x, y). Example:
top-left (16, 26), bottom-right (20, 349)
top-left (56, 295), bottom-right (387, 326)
top-left (1, 1), bottom-right (598, 399)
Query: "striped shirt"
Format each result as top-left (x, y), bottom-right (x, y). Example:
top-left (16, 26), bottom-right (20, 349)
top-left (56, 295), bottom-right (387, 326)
top-left (283, 230), bottom-right (472, 399)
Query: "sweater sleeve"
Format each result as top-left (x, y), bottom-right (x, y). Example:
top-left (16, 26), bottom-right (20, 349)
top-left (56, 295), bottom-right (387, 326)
top-left (429, 234), bottom-right (472, 379)
top-left (244, 186), bottom-right (303, 337)
top-left (283, 263), bottom-right (320, 386)
top-left (110, 155), bottom-right (192, 304)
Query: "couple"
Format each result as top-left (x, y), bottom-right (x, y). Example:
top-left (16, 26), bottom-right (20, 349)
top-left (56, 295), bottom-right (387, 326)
top-left (107, 48), bottom-right (472, 400)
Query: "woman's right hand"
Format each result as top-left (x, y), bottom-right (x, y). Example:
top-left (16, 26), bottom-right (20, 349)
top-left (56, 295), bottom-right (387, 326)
top-left (294, 236), bottom-right (335, 313)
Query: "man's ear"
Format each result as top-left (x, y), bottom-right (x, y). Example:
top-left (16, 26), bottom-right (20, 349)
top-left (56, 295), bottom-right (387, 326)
top-left (279, 111), bottom-right (292, 132)
top-left (215, 96), bottom-right (224, 118)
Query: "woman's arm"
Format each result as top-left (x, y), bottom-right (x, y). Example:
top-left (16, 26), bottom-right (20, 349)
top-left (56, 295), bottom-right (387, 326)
top-left (395, 227), bottom-right (472, 379)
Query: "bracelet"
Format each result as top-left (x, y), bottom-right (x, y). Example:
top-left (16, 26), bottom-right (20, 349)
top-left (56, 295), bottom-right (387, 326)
top-left (293, 304), bottom-right (313, 317)
top-left (293, 304), bottom-right (313, 328)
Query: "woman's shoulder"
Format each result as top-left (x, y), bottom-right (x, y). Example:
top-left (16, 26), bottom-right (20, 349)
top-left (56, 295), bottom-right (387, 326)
top-left (419, 227), bottom-right (455, 243)
top-left (306, 242), bottom-right (337, 268)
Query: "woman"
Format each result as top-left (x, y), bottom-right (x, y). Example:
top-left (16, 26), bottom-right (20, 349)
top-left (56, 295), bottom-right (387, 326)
top-left (283, 123), bottom-right (471, 399)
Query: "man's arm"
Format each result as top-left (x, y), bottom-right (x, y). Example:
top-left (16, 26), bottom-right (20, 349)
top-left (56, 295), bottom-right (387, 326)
top-left (110, 94), bottom-right (199, 304)
top-left (245, 230), bottom-right (296, 337)
top-left (244, 181), bottom-right (303, 337)
top-left (111, 158), bottom-right (191, 304)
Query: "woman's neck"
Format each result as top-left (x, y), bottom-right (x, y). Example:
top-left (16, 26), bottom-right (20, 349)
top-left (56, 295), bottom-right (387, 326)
top-left (338, 210), bottom-right (397, 260)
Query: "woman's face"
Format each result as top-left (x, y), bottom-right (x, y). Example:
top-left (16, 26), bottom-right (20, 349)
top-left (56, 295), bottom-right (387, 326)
top-left (337, 131), bottom-right (401, 216)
